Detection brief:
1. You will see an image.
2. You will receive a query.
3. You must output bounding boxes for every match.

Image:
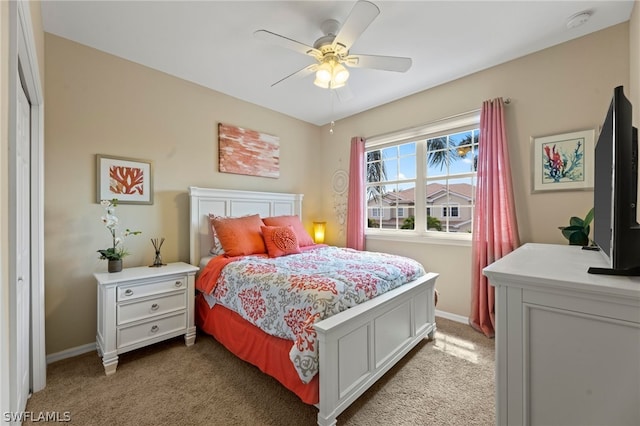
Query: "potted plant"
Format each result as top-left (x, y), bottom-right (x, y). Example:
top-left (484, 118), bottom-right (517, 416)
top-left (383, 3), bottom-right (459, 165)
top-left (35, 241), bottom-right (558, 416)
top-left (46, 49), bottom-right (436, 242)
top-left (98, 199), bottom-right (140, 272)
top-left (558, 208), bottom-right (594, 246)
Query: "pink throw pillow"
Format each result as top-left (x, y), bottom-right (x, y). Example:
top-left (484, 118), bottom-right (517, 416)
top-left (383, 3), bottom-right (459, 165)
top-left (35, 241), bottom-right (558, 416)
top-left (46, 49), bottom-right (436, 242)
top-left (262, 215), bottom-right (315, 247)
top-left (261, 225), bottom-right (301, 258)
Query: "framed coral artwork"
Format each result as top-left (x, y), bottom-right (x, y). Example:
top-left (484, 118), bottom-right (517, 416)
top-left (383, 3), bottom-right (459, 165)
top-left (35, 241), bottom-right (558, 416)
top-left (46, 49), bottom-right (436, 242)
top-left (531, 129), bottom-right (595, 193)
top-left (96, 154), bottom-right (153, 204)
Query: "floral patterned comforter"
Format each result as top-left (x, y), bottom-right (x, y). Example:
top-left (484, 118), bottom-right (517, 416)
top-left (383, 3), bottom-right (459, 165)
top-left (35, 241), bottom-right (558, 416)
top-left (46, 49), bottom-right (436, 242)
top-left (197, 245), bottom-right (425, 383)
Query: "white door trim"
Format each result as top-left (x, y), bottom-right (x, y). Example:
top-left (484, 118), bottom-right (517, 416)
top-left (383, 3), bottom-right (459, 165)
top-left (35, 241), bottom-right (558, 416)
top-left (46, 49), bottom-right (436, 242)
top-left (8, 0), bottom-right (46, 399)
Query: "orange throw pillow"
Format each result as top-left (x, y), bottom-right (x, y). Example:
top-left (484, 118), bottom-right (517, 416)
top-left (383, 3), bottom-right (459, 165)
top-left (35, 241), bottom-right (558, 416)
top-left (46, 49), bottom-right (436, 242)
top-left (262, 215), bottom-right (315, 247)
top-left (261, 225), bottom-right (301, 258)
top-left (210, 214), bottom-right (266, 257)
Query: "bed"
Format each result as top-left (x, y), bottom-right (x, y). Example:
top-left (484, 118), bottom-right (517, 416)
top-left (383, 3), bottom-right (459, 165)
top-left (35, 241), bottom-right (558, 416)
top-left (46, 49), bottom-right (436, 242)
top-left (188, 186), bottom-right (438, 426)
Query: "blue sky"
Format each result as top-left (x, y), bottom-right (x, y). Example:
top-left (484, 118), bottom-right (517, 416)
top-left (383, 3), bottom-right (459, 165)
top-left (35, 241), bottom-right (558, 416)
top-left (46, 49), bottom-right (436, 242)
top-left (371, 129), bottom-right (479, 190)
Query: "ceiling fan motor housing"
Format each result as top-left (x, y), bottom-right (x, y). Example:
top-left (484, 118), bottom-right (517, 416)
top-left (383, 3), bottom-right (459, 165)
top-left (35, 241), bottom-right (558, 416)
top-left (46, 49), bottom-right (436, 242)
top-left (314, 38), bottom-right (348, 58)
top-left (314, 19), bottom-right (349, 58)
top-left (320, 18), bottom-right (341, 37)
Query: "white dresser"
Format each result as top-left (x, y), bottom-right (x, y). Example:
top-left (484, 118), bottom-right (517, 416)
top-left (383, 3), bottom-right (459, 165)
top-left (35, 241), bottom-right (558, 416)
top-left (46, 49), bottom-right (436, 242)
top-left (483, 243), bottom-right (640, 426)
top-left (94, 262), bottom-right (199, 375)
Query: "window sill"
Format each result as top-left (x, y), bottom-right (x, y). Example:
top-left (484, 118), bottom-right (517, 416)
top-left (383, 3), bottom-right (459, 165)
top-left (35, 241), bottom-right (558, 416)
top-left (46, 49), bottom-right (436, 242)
top-left (365, 231), bottom-right (472, 247)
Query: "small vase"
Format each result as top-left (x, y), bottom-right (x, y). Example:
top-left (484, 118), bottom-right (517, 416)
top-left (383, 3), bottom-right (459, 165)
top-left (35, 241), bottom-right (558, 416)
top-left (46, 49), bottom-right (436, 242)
top-left (151, 251), bottom-right (165, 267)
top-left (108, 259), bottom-right (123, 273)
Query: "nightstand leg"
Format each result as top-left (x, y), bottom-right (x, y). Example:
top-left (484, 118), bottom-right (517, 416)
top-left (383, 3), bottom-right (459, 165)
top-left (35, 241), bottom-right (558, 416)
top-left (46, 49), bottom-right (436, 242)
top-left (184, 326), bottom-right (196, 346)
top-left (102, 351), bottom-right (119, 375)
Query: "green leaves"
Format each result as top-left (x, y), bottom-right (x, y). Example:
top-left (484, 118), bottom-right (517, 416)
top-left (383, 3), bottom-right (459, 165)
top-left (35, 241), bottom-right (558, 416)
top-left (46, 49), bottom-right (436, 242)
top-left (97, 247), bottom-right (131, 260)
top-left (97, 248), bottom-right (120, 260)
top-left (559, 208), bottom-right (594, 246)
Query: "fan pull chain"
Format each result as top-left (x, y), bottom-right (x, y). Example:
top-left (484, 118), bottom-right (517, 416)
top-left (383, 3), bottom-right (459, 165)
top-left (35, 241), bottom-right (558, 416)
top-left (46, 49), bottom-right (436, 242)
top-left (329, 89), bottom-right (336, 135)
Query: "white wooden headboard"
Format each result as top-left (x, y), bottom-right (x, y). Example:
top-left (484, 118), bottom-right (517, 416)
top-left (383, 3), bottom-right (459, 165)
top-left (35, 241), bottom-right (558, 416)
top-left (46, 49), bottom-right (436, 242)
top-left (188, 187), bottom-right (304, 266)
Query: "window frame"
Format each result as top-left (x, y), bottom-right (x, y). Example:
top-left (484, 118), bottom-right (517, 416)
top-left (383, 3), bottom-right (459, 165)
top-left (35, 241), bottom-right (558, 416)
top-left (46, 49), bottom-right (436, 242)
top-left (364, 111), bottom-right (480, 245)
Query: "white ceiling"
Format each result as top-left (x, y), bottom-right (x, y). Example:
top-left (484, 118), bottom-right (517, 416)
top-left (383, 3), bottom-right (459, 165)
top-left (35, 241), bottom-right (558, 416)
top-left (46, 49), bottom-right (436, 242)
top-left (41, 1), bottom-right (634, 126)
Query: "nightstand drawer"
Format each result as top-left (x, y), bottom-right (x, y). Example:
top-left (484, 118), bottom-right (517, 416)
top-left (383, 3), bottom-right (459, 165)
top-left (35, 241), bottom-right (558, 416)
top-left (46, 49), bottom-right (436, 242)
top-left (117, 276), bottom-right (187, 301)
top-left (117, 292), bottom-right (186, 325)
top-left (117, 312), bottom-right (187, 349)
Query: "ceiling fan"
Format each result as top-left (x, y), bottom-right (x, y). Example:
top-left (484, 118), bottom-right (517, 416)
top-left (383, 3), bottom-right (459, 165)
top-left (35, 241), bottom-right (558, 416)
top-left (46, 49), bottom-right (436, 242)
top-left (254, 0), bottom-right (412, 93)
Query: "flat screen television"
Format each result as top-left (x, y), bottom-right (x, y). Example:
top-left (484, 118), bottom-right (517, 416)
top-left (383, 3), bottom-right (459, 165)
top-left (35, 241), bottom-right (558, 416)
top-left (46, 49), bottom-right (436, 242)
top-left (588, 85), bottom-right (640, 276)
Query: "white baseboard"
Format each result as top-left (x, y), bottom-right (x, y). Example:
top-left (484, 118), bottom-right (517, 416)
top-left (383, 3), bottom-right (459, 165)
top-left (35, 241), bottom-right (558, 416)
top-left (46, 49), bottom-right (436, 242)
top-left (46, 342), bottom-right (97, 364)
top-left (45, 312), bottom-right (466, 363)
top-left (435, 309), bottom-right (468, 324)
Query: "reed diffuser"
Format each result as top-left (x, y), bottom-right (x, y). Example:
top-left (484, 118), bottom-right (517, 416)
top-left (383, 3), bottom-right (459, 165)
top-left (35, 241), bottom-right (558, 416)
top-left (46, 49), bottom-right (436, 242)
top-left (150, 237), bottom-right (166, 267)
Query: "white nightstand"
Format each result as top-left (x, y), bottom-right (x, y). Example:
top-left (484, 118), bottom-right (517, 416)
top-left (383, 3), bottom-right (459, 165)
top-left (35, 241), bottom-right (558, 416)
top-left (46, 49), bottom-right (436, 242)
top-left (94, 262), bottom-right (199, 375)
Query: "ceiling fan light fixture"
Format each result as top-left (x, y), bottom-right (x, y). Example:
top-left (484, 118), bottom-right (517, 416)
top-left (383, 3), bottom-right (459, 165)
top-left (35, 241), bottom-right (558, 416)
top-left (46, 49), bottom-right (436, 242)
top-left (315, 62), bottom-right (333, 83)
top-left (332, 63), bottom-right (350, 85)
top-left (314, 59), bottom-right (349, 89)
top-left (313, 76), bottom-right (330, 89)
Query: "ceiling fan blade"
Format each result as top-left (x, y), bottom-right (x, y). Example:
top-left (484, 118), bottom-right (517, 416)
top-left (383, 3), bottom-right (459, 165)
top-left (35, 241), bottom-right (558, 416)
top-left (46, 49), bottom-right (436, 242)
top-left (254, 30), bottom-right (321, 59)
top-left (271, 64), bottom-right (318, 87)
top-left (345, 54), bottom-right (412, 72)
top-left (332, 0), bottom-right (380, 51)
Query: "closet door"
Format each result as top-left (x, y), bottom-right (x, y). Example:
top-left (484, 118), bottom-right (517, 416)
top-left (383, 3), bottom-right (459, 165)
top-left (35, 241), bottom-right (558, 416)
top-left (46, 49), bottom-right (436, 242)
top-left (14, 75), bottom-right (31, 413)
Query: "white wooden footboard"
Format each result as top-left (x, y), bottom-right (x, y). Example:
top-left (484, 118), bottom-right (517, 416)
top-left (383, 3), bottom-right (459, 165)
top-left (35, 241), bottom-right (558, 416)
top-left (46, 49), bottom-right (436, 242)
top-left (314, 272), bottom-right (438, 426)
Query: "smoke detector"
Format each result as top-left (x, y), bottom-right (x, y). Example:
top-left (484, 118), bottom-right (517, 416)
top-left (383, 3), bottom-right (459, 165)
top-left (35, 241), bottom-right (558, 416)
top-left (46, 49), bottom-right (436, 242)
top-left (566, 11), bottom-right (593, 29)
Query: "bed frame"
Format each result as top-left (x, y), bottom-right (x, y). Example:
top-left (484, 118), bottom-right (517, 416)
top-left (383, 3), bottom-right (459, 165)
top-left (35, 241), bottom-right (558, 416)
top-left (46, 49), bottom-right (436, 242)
top-left (188, 186), bottom-right (438, 426)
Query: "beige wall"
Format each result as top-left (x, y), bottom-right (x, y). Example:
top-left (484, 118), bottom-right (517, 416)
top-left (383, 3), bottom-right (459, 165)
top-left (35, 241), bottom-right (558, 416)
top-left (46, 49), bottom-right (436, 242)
top-left (318, 23), bottom-right (630, 318)
top-left (44, 34), bottom-right (323, 354)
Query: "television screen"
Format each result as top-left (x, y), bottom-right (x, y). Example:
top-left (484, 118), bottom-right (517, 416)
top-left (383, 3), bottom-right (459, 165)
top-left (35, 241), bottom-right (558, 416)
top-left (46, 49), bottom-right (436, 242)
top-left (589, 86), bottom-right (640, 276)
top-left (592, 103), bottom-right (613, 260)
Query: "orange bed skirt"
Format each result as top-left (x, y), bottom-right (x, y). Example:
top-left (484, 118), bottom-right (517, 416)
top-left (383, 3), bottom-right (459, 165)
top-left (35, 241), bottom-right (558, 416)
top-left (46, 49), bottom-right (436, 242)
top-left (195, 293), bottom-right (319, 404)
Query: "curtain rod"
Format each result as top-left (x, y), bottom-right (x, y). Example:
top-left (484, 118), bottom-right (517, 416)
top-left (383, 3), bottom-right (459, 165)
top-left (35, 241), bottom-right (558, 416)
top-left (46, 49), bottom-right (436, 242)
top-left (367, 97), bottom-right (511, 142)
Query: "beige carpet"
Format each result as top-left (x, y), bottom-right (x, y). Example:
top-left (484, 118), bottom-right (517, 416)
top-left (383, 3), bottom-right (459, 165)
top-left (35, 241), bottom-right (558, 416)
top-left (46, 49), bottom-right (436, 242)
top-left (25, 317), bottom-right (495, 425)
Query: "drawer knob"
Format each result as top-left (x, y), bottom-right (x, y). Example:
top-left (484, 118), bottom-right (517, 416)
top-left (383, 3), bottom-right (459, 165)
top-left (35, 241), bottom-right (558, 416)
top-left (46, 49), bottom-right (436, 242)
top-left (175, 281), bottom-right (182, 287)
top-left (124, 289), bottom-right (134, 296)
top-left (151, 303), bottom-right (159, 311)
top-left (151, 325), bottom-right (159, 333)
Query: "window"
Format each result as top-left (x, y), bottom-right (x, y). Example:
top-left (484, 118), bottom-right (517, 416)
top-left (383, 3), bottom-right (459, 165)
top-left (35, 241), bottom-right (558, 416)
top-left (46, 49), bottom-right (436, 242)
top-left (442, 205), bottom-right (460, 218)
top-left (365, 112), bottom-right (479, 238)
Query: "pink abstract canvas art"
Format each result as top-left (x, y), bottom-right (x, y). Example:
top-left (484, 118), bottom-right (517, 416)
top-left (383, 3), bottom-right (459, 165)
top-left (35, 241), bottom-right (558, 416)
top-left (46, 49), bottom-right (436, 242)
top-left (218, 123), bottom-right (280, 178)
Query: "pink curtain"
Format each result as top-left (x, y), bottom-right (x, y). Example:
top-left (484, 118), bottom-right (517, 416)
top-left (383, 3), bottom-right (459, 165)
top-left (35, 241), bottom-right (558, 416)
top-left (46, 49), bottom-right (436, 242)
top-left (346, 137), bottom-right (365, 250)
top-left (470, 98), bottom-right (520, 337)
